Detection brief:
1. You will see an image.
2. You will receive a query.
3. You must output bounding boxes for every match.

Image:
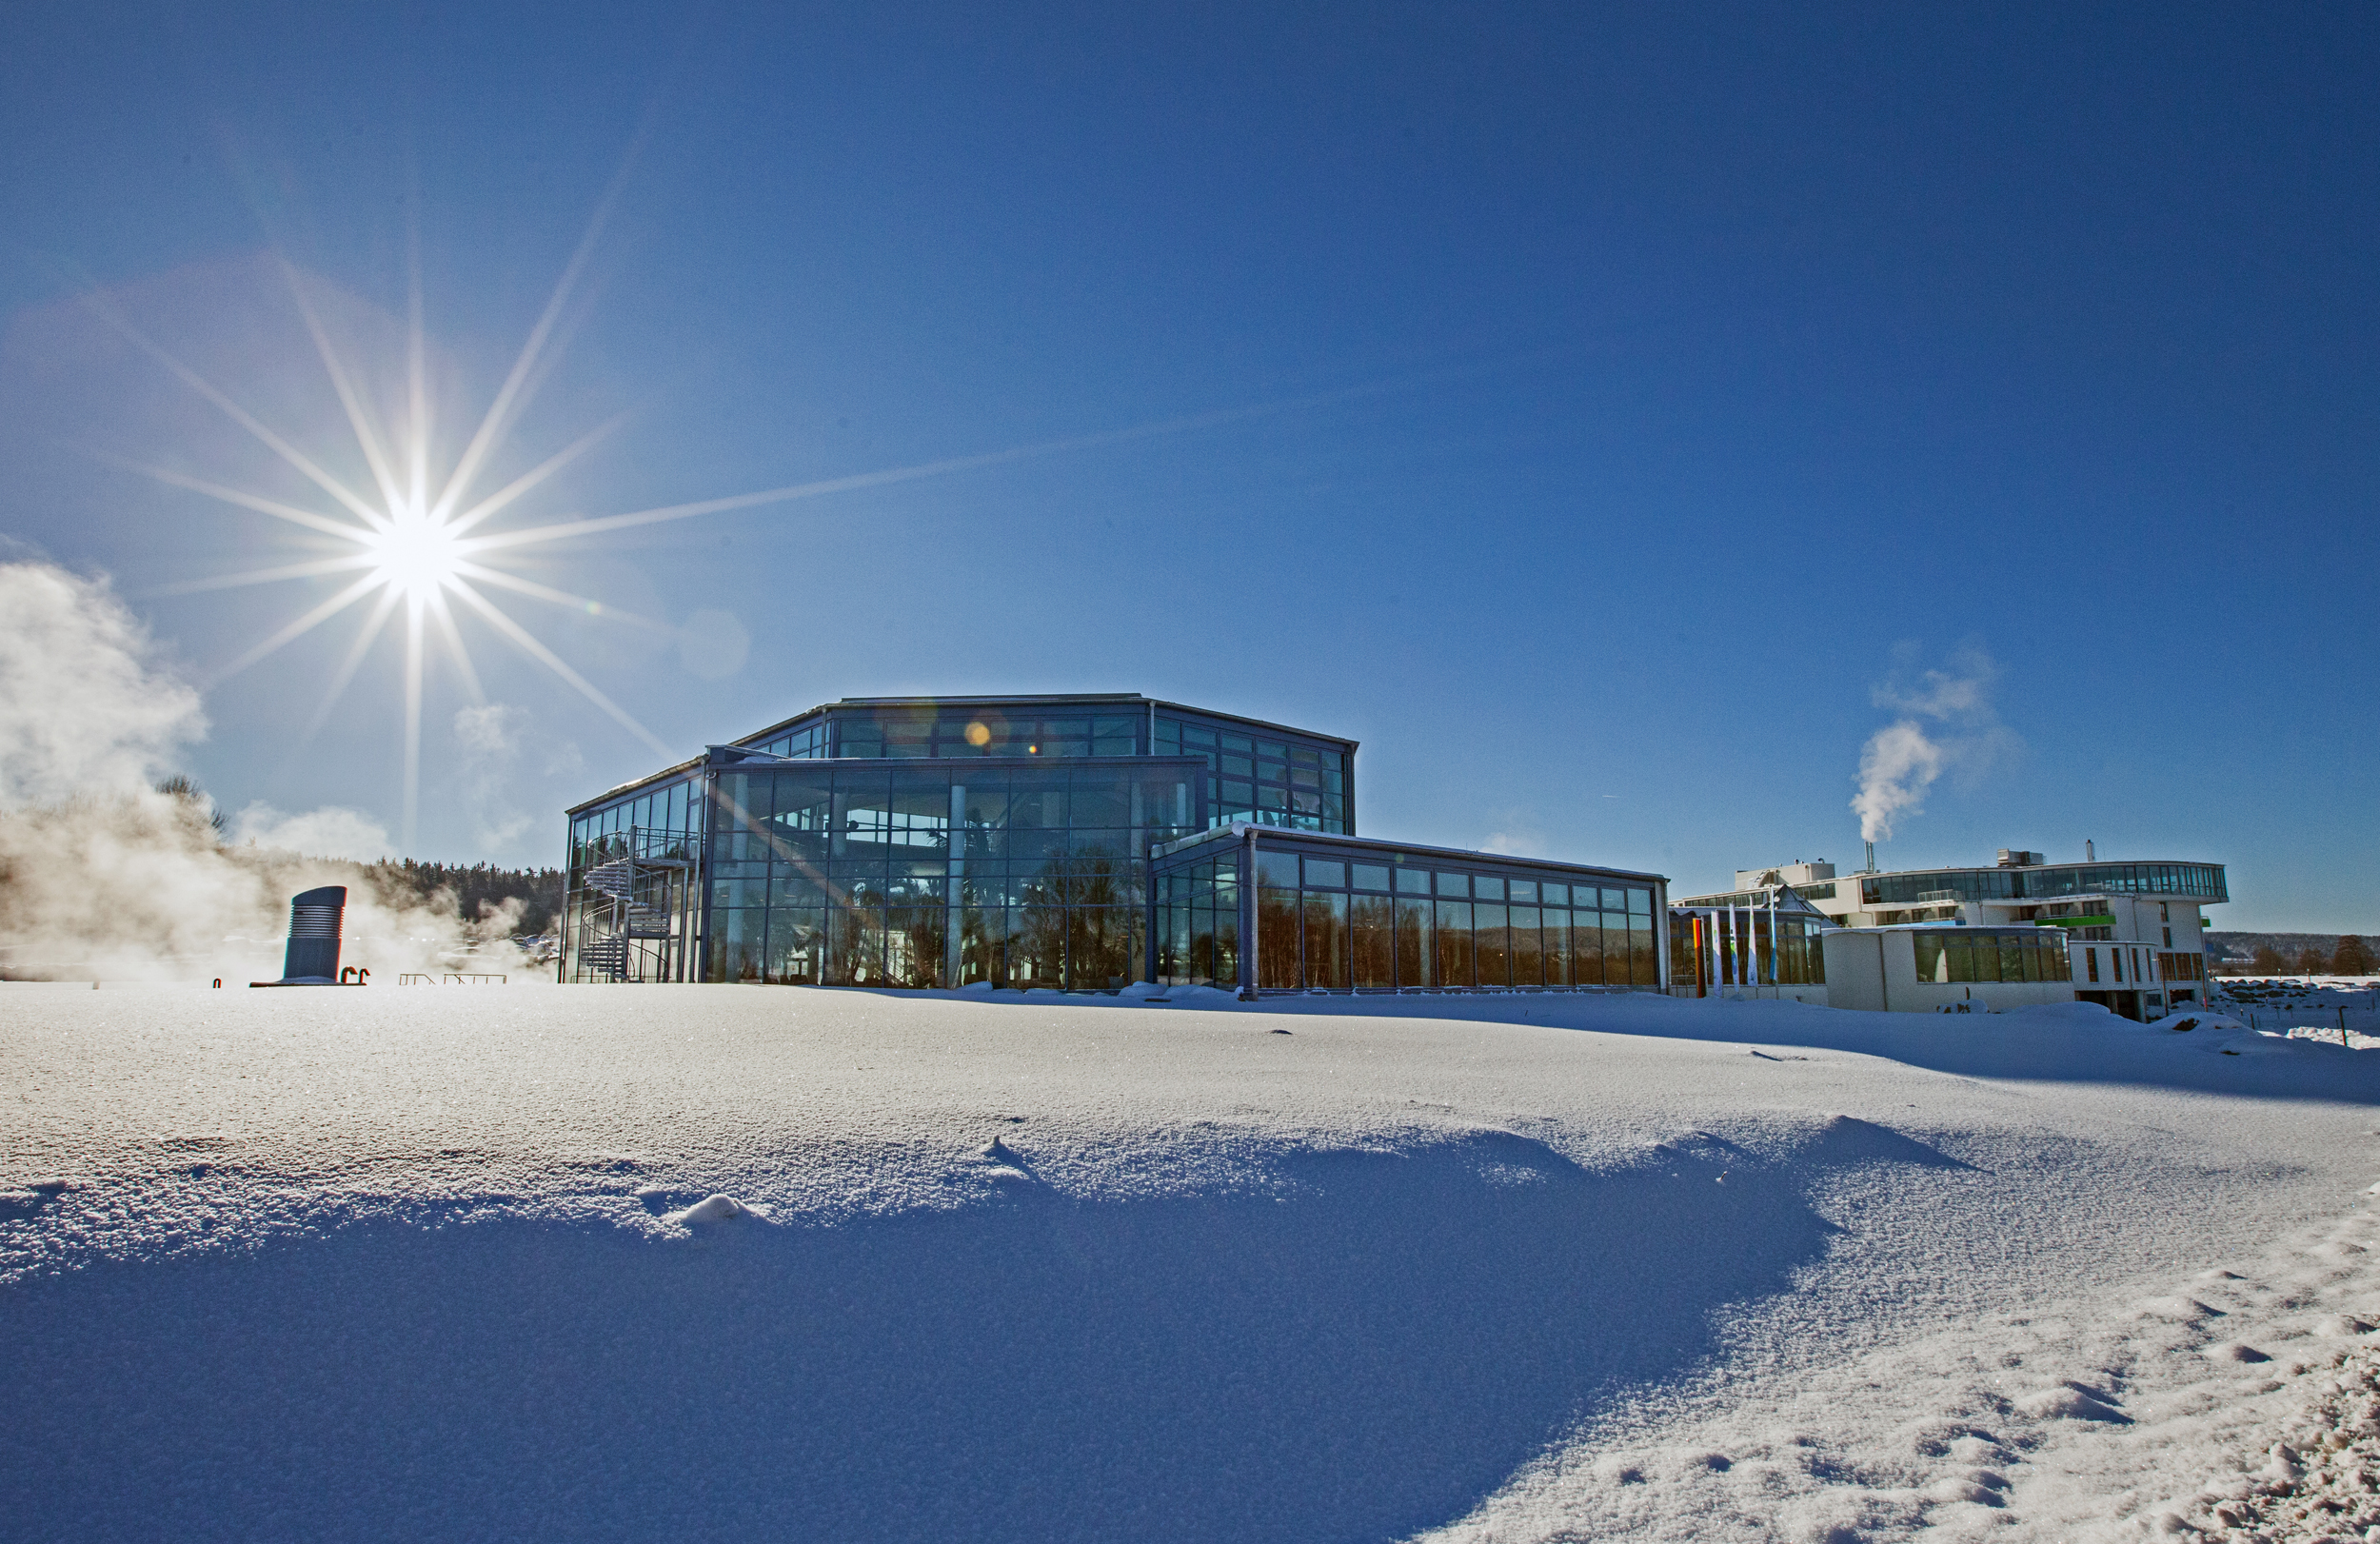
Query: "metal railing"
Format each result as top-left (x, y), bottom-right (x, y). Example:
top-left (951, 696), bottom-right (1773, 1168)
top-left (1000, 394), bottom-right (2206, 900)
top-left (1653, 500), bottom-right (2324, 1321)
top-left (568, 823), bottom-right (701, 983)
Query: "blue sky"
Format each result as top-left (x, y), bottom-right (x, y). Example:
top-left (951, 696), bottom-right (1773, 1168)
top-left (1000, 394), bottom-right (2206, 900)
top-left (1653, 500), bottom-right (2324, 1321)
top-left (2, 3), bottom-right (2372, 928)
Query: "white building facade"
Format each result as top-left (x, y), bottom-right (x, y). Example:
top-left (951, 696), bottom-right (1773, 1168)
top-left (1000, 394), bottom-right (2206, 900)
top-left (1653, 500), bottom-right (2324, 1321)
top-left (1696, 851), bottom-right (2226, 1019)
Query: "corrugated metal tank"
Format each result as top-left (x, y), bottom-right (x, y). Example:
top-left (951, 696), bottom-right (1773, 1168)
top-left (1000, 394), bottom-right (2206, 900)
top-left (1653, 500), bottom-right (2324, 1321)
top-left (282, 886), bottom-right (346, 983)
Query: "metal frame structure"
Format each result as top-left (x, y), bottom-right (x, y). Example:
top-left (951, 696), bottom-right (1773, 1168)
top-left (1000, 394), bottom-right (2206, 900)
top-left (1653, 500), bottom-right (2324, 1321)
top-left (561, 691), bottom-right (1667, 992)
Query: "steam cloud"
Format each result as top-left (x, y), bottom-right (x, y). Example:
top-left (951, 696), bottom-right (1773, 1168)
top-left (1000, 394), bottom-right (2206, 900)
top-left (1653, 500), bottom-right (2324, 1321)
top-left (0, 563), bottom-right (206, 805)
top-left (0, 561), bottom-right (537, 982)
top-left (1851, 643), bottom-right (2021, 843)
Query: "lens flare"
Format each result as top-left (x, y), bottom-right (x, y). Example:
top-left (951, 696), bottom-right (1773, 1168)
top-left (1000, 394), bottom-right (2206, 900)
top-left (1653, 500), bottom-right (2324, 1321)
top-left (103, 164), bottom-right (1339, 851)
top-left (364, 512), bottom-right (465, 603)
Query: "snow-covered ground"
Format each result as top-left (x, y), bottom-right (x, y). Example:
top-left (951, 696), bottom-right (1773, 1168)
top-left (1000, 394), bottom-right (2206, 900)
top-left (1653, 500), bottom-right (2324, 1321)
top-left (2213, 979), bottom-right (2380, 1042)
top-left (7, 983), bottom-right (2380, 1543)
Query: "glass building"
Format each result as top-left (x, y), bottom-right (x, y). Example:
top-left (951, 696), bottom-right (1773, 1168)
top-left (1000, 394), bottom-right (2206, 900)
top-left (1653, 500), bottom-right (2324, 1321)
top-left (561, 692), bottom-right (1668, 993)
top-left (1151, 827), bottom-right (1664, 995)
top-left (1667, 887), bottom-right (1834, 998)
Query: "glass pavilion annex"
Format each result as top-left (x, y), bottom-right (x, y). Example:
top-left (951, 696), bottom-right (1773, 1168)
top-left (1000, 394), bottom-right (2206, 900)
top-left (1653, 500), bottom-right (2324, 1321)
top-left (561, 693), bottom-right (1668, 994)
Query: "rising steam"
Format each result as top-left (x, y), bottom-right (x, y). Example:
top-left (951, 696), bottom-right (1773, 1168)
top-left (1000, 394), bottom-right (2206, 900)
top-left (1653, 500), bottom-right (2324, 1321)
top-left (0, 561), bottom-right (535, 982)
top-left (1851, 643), bottom-right (2021, 843)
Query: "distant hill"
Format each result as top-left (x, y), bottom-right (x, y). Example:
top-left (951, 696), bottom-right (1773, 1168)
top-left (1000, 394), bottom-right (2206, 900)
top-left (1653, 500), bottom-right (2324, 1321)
top-left (2206, 932), bottom-right (2378, 973)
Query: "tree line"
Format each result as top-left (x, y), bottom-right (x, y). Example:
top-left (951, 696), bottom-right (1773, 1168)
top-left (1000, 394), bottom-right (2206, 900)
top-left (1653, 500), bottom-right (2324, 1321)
top-left (365, 860), bottom-right (564, 938)
top-left (2210, 934), bottom-right (2378, 976)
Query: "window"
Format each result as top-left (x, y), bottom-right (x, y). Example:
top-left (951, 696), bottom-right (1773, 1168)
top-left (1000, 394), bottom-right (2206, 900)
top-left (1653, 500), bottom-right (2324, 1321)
top-left (1575, 913), bottom-right (1605, 984)
top-left (1352, 894), bottom-right (1394, 989)
top-left (1436, 872), bottom-right (1470, 898)
top-left (1511, 906), bottom-right (1544, 984)
top-left (1351, 863), bottom-right (1391, 892)
top-left (1434, 901), bottom-right (1474, 986)
top-left (1396, 897), bottom-right (1431, 987)
top-left (1396, 868), bottom-right (1431, 895)
top-left (1258, 885), bottom-right (1300, 989)
top-left (1256, 850), bottom-right (1299, 888)
top-left (1475, 903), bottom-right (1509, 986)
top-left (1304, 892), bottom-right (1349, 989)
top-left (1303, 859), bottom-right (1346, 890)
top-left (2086, 948), bottom-right (2099, 983)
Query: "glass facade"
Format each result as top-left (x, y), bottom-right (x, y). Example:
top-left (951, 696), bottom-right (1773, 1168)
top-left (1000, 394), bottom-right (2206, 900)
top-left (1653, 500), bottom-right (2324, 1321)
top-left (1152, 854), bottom-right (1243, 990)
top-left (1151, 711), bottom-right (1350, 833)
top-left (1911, 929), bottom-right (2074, 984)
top-left (724, 697), bottom-right (1354, 836)
top-left (562, 767), bottom-right (705, 982)
top-left (702, 757), bottom-right (1201, 990)
top-left (1668, 907), bottom-right (1831, 992)
top-left (1857, 862), bottom-right (2228, 907)
top-left (1155, 832), bottom-right (1659, 992)
top-left (561, 693), bottom-right (1663, 996)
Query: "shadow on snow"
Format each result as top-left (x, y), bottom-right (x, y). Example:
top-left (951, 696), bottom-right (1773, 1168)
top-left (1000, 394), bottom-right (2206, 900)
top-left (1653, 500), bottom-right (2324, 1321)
top-left (0, 1126), bottom-right (1960, 1544)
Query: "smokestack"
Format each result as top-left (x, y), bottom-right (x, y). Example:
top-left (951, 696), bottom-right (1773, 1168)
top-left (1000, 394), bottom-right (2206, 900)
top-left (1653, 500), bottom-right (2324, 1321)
top-left (2086, 839), bottom-right (2094, 861)
top-left (1864, 841), bottom-right (1875, 874)
top-left (278, 886), bottom-right (345, 983)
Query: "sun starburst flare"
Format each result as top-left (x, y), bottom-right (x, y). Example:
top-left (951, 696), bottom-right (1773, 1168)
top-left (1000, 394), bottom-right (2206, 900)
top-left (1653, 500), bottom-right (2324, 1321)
top-left (82, 191), bottom-right (675, 850)
top-left (86, 168), bottom-right (1425, 852)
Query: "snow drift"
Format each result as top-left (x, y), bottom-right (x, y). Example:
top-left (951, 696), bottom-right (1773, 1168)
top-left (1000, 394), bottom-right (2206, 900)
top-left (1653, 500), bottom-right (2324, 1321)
top-left (8, 985), bottom-right (2380, 1541)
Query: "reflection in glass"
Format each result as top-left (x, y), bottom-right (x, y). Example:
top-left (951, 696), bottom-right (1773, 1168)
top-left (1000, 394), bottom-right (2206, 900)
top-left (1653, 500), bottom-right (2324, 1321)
top-left (1511, 905), bottom-right (1543, 986)
top-left (1352, 894), bottom-right (1394, 989)
top-left (1259, 885), bottom-right (1300, 989)
top-left (1475, 903), bottom-right (1509, 986)
top-left (1577, 918), bottom-right (1605, 985)
top-left (1396, 897), bottom-right (1431, 987)
top-left (828, 898), bottom-right (884, 985)
top-left (1305, 891), bottom-right (1349, 990)
top-left (1434, 901), bottom-right (1473, 987)
top-left (768, 909), bottom-right (823, 984)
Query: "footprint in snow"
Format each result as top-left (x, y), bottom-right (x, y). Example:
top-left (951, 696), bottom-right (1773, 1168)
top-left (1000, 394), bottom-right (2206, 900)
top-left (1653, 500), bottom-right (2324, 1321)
top-left (2015, 1383), bottom-right (2130, 1422)
top-left (2203, 1341), bottom-right (2272, 1364)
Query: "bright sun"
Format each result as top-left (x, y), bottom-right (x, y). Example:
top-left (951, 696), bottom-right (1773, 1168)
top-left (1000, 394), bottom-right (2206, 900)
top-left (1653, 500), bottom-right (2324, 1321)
top-left (102, 165), bottom-right (1253, 851)
top-left (364, 510), bottom-right (466, 602)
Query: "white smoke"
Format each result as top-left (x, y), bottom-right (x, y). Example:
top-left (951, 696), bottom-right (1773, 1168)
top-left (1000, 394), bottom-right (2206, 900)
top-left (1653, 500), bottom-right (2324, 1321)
top-left (1851, 643), bottom-right (2022, 843)
top-left (453, 703), bottom-right (533, 851)
top-left (0, 561), bottom-right (537, 983)
top-left (0, 563), bottom-right (205, 807)
top-left (229, 802), bottom-right (394, 861)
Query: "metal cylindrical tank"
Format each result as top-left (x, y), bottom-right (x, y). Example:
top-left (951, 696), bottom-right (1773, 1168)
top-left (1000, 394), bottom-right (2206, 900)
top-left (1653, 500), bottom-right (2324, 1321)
top-left (282, 886), bottom-right (346, 982)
